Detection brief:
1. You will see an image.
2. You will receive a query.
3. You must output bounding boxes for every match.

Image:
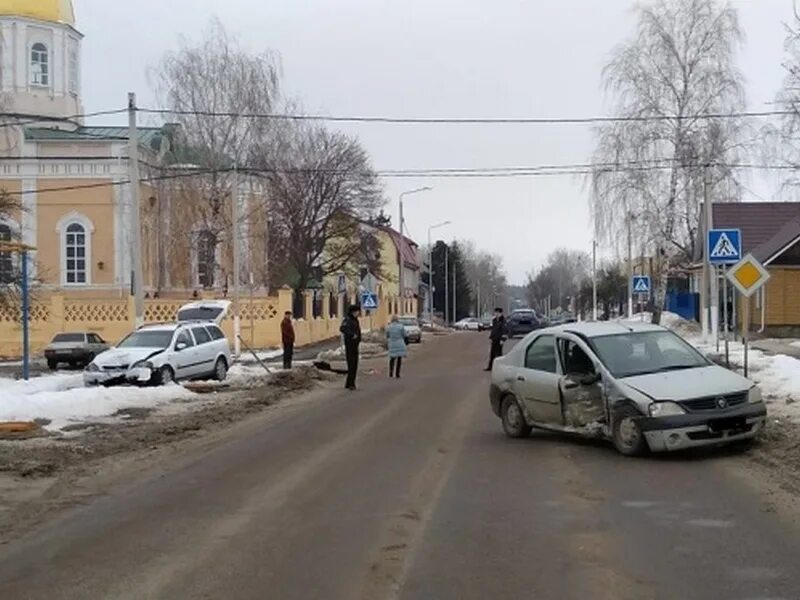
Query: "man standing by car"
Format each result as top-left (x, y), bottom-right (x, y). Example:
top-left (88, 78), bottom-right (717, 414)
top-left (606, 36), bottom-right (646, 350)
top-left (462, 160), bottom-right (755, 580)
top-left (485, 307), bottom-right (506, 371)
top-left (340, 305), bottom-right (362, 390)
top-left (281, 311), bottom-right (295, 370)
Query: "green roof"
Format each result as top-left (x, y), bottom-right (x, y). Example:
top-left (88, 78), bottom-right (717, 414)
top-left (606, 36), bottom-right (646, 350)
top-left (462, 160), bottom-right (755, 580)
top-left (25, 126), bottom-right (166, 151)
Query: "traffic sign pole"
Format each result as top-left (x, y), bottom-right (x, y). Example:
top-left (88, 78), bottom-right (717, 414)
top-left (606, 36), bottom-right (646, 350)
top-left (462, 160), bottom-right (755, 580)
top-left (744, 295), bottom-right (750, 378)
top-left (723, 266), bottom-right (729, 369)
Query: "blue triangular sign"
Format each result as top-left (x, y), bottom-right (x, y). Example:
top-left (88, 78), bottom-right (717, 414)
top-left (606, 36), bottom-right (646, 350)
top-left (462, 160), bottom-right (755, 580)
top-left (710, 233), bottom-right (738, 259)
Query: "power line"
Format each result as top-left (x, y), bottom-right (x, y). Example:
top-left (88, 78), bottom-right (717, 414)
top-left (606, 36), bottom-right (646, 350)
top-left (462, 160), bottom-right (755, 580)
top-left (2, 161), bottom-right (798, 197)
top-left (0, 108), bottom-right (128, 130)
top-left (138, 106), bottom-right (794, 125)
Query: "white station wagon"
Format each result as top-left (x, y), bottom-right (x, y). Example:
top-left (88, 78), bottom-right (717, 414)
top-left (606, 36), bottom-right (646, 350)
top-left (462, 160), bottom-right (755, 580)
top-left (84, 301), bottom-right (232, 387)
top-left (490, 322), bottom-right (767, 455)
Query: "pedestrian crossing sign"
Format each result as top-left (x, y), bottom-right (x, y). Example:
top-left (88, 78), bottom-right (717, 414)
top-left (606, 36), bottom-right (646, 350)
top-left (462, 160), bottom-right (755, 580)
top-left (361, 292), bottom-right (379, 310)
top-left (708, 229), bottom-right (742, 264)
top-left (632, 276), bottom-right (651, 295)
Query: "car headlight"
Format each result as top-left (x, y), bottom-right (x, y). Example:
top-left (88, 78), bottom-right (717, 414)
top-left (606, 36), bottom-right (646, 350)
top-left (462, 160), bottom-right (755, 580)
top-left (648, 401), bottom-right (686, 417)
top-left (85, 362), bottom-right (100, 372)
top-left (131, 360), bottom-right (154, 370)
top-left (748, 386), bottom-right (763, 404)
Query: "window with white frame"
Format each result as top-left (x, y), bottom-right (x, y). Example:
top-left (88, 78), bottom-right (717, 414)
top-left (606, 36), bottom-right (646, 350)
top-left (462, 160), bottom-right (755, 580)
top-left (68, 46), bottom-right (79, 95)
top-left (0, 223), bottom-right (13, 284)
top-left (31, 42), bottom-right (49, 86)
top-left (64, 223), bottom-right (88, 284)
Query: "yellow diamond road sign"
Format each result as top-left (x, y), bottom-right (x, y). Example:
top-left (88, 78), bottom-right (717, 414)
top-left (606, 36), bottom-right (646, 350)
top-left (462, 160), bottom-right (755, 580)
top-left (727, 253), bottom-right (770, 297)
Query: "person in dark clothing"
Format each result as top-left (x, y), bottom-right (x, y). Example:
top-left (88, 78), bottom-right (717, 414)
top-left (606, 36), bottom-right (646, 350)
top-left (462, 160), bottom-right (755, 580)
top-left (340, 305), bottom-right (362, 390)
top-left (485, 308), bottom-right (507, 371)
top-left (281, 311), bottom-right (295, 370)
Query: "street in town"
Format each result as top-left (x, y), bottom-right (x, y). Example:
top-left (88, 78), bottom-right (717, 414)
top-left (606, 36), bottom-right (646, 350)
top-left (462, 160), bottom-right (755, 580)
top-left (1, 332), bottom-right (799, 600)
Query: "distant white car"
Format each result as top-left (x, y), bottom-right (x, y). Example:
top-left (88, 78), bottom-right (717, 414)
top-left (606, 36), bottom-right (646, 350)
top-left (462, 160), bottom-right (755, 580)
top-left (84, 301), bottom-right (232, 387)
top-left (399, 316), bottom-right (422, 343)
top-left (454, 318), bottom-right (481, 331)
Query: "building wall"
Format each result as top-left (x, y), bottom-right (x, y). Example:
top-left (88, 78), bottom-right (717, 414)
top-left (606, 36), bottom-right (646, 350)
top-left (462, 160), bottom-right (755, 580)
top-left (741, 267), bottom-right (800, 327)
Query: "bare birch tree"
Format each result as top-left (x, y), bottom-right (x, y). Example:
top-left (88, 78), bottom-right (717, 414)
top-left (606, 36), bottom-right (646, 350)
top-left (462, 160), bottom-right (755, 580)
top-left (150, 18), bottom-right (281, 289)
top-left (590, 0), bottom-right (748, 323)
top-left (766, 11), bottom-right (800, 191)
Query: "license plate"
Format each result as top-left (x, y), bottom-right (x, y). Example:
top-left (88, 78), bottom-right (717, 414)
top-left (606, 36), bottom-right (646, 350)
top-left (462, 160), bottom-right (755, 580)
top-left (57, 350), bottom-right (72, 355)
top-left (708, 417), bottom-right (747, 433)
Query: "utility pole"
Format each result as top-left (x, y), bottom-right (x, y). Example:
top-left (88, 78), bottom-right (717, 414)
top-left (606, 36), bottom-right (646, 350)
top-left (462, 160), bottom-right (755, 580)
top-left (444, 244), bottom-right (449, 324)
top-left (232, 163), bottom-right (241, 357)
top-left (128, 92), bottom-right (144, 328)
top-left (706, 167), bottom-right (719, 343)
top-left (701, 166), bottom-right (713, 342)
top-left (627, 212), bottom-right (633, 319)
top-left (592, 239), bottom-right (598, 321)
top-left (453, 266), bottom-right (457, 322)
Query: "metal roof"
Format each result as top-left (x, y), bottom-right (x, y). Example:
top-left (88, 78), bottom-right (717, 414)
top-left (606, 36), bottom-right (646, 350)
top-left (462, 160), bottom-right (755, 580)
top-left (24, 126), bottom-right (165, 149)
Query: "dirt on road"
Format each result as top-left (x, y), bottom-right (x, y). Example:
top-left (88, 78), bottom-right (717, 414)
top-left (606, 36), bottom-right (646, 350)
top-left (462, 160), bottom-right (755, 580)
top-left (0, 365), bottom-right (341, 542)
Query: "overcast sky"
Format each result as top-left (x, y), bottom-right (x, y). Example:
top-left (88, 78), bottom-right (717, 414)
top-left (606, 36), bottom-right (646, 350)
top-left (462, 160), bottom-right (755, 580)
top-left (78, 0), bottom-right (794, 283)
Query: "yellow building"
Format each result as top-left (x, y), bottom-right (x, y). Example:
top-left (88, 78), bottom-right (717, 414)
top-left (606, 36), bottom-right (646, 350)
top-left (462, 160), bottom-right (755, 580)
top-left (0, 1), bottom-right (268, 299)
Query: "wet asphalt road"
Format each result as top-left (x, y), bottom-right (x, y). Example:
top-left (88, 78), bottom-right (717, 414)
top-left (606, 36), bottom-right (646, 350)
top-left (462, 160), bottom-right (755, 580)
top-left (1, 333), bottom-right (799, 599)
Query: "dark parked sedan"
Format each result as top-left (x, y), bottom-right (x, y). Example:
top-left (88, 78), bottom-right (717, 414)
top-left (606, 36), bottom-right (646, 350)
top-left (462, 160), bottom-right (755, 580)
top-left (505, 310), bottom-right (543, 338)
top-left (44, 332), bottom-right (110, 370)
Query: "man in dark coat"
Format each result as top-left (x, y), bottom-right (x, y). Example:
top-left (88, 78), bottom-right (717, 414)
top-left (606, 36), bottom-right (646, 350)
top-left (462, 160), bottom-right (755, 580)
top-left (281, 311), bottom-right (295, 370)
top-left (485, 307), bottom-right (506, 371)
top-left (340, 305), bottom-right (362, 390)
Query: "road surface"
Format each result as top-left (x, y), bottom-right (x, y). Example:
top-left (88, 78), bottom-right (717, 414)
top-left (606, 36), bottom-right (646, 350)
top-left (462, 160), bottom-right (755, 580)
top-left (1, 333), bottom-right (799, 599)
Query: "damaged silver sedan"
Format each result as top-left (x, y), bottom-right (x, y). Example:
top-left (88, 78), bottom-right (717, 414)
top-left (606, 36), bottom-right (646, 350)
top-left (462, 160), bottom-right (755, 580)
top-left (489, 322), bottom-right (767, 456)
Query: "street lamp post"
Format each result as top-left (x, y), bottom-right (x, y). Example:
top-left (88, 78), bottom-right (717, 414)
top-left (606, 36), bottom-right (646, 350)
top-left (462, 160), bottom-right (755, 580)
top-left (427, 221), bottom-right (451, 323)
top-left (398, 187), bottom-right (432, 312)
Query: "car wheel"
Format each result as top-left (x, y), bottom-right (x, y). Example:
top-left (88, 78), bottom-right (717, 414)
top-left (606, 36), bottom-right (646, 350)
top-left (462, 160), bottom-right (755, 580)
top-left (501, 396), bottom-right (532, 439)
top-left (612, 407), bottom-right (648, 457)
top-left (47, 359), bottom-right (58, 370)
top-left (213, 357), bottom-right (228, 381)
top-left (156, 365), bottom-right (175, 386)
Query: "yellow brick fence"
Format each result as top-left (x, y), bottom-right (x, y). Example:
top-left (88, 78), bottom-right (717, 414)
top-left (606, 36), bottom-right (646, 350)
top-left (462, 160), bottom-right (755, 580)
top-left (0, 287), bottom-right (415, 359)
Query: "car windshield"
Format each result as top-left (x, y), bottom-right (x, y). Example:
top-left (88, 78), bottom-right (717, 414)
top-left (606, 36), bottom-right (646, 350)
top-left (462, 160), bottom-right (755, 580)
top-left (52, 333), bottom-right (84, 343)
top-left (117, 330), bottom-right (175, 349)
top-left (399, 318), bottom-right (418, 326)
top-left (590, 331), bottom-right (709, 378)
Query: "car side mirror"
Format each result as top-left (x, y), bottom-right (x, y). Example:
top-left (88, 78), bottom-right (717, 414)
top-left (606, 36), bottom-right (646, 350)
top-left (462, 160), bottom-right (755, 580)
top-left (176, 342), bottom-right (188, 352)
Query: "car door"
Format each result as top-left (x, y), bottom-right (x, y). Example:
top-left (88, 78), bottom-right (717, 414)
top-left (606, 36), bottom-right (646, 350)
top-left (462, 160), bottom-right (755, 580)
top-left (515, 334), bottom-right (563, 424)
top-left (173, 328), bottom-right (198, 379)
top-left (190, 326), bottom-right (216, 377)
top-left (557, 336), bottom-right (606, 428)
top-left (88, 333), bottom-right (107, 356)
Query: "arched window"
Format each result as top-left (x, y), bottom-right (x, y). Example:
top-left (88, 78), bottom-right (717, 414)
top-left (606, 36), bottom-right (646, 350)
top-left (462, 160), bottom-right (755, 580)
top-left (64, 223), bottom-right (87, 284)
top-left (0, 223), bottom-right (13, 284)
top-left (31, 43), bottom-right (49, 86)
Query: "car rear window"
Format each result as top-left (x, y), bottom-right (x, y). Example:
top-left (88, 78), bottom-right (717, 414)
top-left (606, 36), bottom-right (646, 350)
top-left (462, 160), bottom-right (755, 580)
top-left (53, 333), bottom-right (85, 343)
top-left (192, 327), bottom-right (212, 345)
top-left (207, 326), bottom-right (226, 341)
top-left (178, 306), bottom-right (225, 323)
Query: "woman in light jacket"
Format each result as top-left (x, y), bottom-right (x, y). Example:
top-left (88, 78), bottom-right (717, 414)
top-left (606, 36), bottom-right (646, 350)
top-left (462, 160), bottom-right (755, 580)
top-left (386, 315), bottom-right (408, 379)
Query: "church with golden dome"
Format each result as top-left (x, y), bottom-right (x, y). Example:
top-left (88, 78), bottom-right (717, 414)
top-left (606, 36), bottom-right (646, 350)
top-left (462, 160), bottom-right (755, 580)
top-left (0, 0), bottom-right (267, 301)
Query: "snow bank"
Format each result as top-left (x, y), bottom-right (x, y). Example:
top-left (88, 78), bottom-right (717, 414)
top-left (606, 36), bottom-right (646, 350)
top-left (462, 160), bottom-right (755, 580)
top-left (0, 376), bottom-right (196, 432)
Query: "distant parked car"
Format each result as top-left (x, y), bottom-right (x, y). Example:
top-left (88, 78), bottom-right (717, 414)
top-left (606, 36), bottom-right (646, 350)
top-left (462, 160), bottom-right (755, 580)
top-left (505, 310), bottom-right (543, 338)
top-left (84, 301), bottom-right (232, 387)
top-left (454, 317), bottom-right (481, 331)
top-left (479, 316), bottom-right (492, 331)
top-left (45, 332), bottom-right (109, 370)
top-left (399, 316), bottom-right (422, 343)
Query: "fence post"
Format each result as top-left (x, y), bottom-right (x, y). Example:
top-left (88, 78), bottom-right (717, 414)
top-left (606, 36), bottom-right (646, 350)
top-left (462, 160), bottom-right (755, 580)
top-left (278, 286), bottom-right (293, 316)
top-left (322, 292), bottom-right (331, 321)
top-left (127, 295), bottom-right (137, 327)
top-left (304, 290), bottom-right (313, 320)
top-left (51, 294), bottom-right (65, 334)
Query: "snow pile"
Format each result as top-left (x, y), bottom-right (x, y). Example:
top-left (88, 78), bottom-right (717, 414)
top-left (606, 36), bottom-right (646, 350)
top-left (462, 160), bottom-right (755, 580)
top-left (317, 342), bottom-right (386, 362)
top-left (0, 375), bottom-right (196, 432)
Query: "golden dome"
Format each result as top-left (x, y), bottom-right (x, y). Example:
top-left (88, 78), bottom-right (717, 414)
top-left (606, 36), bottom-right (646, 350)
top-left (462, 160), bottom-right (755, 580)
top-left (0, 0), bottom-right (75, 26)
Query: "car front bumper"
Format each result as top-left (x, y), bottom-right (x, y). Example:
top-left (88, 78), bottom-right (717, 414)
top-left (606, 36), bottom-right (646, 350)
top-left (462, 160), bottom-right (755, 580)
top-left (46, 350), bottom-right (92, 363)
top-left (83, 366), bottom-right (155, 386)
top-left (638, 403), bottom-right (767, 452)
